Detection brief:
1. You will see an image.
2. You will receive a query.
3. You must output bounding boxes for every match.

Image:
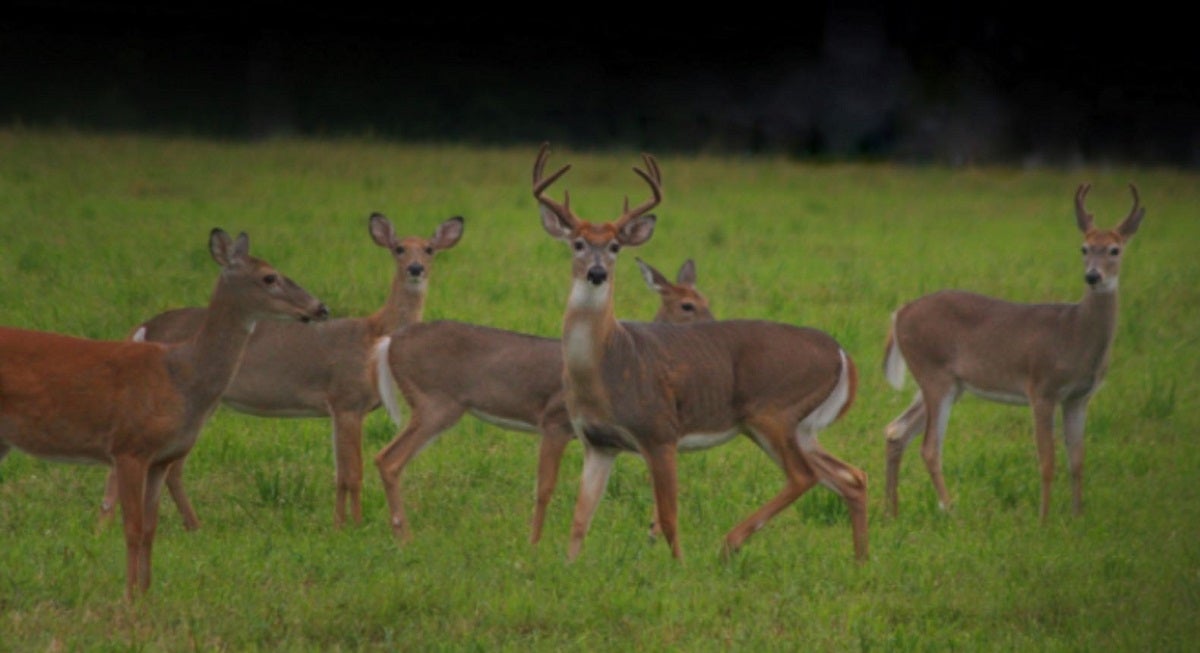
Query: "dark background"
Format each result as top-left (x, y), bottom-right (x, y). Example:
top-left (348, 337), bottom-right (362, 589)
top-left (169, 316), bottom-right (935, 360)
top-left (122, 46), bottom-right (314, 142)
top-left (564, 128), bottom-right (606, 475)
top-left (4, 2), bottom-right (1197, 167)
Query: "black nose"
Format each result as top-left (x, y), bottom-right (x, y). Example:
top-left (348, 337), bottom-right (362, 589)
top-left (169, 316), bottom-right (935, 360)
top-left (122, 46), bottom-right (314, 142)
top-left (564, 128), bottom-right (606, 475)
top-left (586, 266), bottom-right (607, 285)
top-left (1085, 271), bottom-right (1101, 285)
top-left (407, 263), bottom-right (424, 278)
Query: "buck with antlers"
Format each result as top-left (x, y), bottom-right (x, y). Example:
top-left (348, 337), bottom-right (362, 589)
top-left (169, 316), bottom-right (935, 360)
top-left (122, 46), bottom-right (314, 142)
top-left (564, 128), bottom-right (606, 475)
top-left (533, 143), bottom-right (868, 561)
top-left (98, 214), bottom-right (463, 530)
top-left (374, 257), bottom-right (713, 545)
top-left (882, 184), bottom-right (1145, 521)
top-left (0, 229), bottom-right (328, 599)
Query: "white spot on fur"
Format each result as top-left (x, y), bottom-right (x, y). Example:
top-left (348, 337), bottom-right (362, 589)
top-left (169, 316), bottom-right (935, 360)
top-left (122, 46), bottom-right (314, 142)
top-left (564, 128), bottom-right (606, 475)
top-left (679, 429), bottom-right (740, 452)
top-left (884, 312), bottom-right (907, 390)
top-left (564, 322), bottom-right (594, 369)
top-left (131, 326), bottom-right (147, 342)
top-left (568, 278), bottom-right (608, 311)
top-left (372, 337), bottom-right (404, 428)
top-left (798, 349), bottom-right (852, 435)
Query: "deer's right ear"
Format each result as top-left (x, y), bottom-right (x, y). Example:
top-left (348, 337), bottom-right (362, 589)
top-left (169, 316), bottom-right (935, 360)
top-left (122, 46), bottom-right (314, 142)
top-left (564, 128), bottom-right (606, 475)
top-left (432, 216), bottom-right (465, 250)
top-left (676, 259), bottom-right (697, 285)
top-left (369, 213), bottom-right (396, 249)
top-left (540, 205), bottom-right (574, 241)
top-left (209, 229), bottom-right (250, 268)
top-left (637, 257), bottom-right (668, 292)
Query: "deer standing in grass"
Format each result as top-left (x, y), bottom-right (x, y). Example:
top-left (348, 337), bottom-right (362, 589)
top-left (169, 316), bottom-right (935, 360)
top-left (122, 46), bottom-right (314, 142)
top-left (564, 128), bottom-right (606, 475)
top-left (0, 229), bottom-right (327, 599)
top-left (99, 214), bottom-right (463, 529)
top-left (374, 257), bottom-right (713, 545)
top-left (882, 184), bottom-right (1145, 521)
top-left (533, 143), bottom-right (868, 561)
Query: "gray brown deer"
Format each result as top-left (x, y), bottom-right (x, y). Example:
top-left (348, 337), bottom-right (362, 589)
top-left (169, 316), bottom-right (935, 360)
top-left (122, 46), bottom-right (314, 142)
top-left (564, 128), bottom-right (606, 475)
top-left (0, 229), bottom-right (328, 599)
top-left (882, 183), bottom-right (1145, 521)
top-left (374, 257), bottom-right (713, 545)
top-left (98, 213), bottom-right (462, 529)
top-left (533, 143), bottom-right (868, 561)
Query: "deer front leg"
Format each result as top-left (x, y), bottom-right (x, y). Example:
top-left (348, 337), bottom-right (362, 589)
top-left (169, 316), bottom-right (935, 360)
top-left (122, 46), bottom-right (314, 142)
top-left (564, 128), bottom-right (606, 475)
top-left (643, 444), bottom-right (682, 560)
top-left (164, 457), bottom-right (201, 531)
top-left (332, 411), bottom-right (365, 527)
top-left (114, 455), bottom-right (148, 601)
top-left (137, 462), bottom-right (170, 595)
top-left (1061, 396), bottom-right (1089, 516)
top-left (567, 443), bottom-right (617, 562)
top-left (532, 417), bottom-right (573, 546)
top-left (1031, 397), bottom-right (1058, 523)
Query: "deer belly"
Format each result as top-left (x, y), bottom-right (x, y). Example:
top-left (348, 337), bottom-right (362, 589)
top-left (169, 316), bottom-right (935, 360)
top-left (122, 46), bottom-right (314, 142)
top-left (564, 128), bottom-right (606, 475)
top-left (679, 428), bottom-right (740, 452)
top-left (962, 382), bottom-right (1028, 405)
top-left (469, 409), bottom-right (537, 433)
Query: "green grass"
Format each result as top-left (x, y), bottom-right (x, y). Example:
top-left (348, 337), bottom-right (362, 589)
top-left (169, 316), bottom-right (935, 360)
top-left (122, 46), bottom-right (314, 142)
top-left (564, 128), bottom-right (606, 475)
top-left (0, 128), bottom-right (1197, 651)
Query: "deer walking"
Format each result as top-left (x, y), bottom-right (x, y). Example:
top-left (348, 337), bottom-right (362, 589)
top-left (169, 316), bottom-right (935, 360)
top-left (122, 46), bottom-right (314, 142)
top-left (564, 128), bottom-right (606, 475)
top-left (98, 214), bottom-right (463, 529)
top-left (533, 143), bottom-right (868, 561)
top-left (374, 257), bottom-right (713, 545)
top-left (882, 184), bottom-right (1145, 521)
top-left (0, 229), bottom-right (327, 599)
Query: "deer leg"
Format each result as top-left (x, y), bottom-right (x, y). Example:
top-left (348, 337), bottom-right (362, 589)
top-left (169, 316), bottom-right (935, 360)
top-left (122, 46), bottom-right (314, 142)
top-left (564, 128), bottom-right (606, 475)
top-left (724, 425), bottom-right (816, 558)
top-left (98, 467), bottom-right (120, 531)
top-left (885, 392), bottom-right (926, 517)
top-left (374, 398), bottom-right (465, 542)
top-left (114, 455), bottom-right (148, 601)
top-left (137, 462), bottom-right (169, 594)
top-left (567, 443), bottom-right (618, 562)
top-left (164, 457), bottom-right (200, 531)
top-left (795, 428), bottom-right (870, 562)
top-left (331, 411), bottom-right (366, 527)
top-left (1031, 397), bottom-right (1057, 523)
top-left (1061, 396), bottom-right (1089, 516)
top-left (642, 443), bottom-right (681, 560)
top-left (920, 385), bottom-right (958, 512)
top-left (532, 413), bottom-right (573, 546)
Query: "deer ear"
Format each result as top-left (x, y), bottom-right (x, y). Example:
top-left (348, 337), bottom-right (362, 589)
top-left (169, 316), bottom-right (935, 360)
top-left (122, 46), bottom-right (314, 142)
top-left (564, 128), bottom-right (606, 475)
top-left (432, 216), bottom-right (465, 250)
top-left (676, 259), bottom-right (697, 285)
top-left (637, 257), bottom-right (668, 292)
top-left (369, 213), bottom-right (396, 249)
top-left (209, 229), bottom-right (250, 268)
top-left (618, 214), bottom-right (656, 247)
top-left (540, 205), bottom-right (574, 241)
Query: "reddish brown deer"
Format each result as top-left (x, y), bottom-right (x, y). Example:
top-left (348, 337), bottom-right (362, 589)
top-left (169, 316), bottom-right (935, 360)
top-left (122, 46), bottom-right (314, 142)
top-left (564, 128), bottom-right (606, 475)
top-left (374, 257), bottom-right (713, 545)
top-left (0, 229), bottom-right (327, 599)
top-left (98, 214), bottom-right (462, 530)
top-left (882, 184), bottom-right (1145, 521)
top-left (533, 143), bottom-right (868, 561)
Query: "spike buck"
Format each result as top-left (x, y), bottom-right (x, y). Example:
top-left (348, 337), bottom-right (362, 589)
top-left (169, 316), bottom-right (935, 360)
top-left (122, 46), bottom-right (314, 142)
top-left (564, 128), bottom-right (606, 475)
top-left (533, 143), bottom-right (868, 562)
top-left (98, 214), bottom-right (463, 530)
top-left (0, 229), bottom-right (327, 600)
top-left (882, 184), bottom-right (1145, 522)
top-left (374, 257), bottom-right (713, 546)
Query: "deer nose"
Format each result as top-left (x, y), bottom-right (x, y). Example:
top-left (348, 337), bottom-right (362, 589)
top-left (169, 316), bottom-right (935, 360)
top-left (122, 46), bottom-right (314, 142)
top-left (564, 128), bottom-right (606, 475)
top-left (586, 265), bottom-right (608, 285)
top-left (1085, 270), bottom-right (1101, 285)
top-left (407, 263), bottom-right (425, 278)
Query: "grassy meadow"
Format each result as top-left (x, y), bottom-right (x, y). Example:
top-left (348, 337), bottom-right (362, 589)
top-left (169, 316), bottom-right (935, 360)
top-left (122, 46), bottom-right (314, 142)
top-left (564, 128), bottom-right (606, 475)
top-left (0, 129), bottom-right (1196, 651)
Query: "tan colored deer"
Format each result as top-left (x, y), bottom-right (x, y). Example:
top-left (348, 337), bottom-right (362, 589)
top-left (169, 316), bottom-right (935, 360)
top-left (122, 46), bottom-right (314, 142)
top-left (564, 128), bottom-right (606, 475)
top-left (98, 213), bottom-right (463, 530)
top-left (0, 229), bottom-right (327, 599)
top-left (882, 184), bottom-right (1145, 521)
top-left (533, 143), bottom-right (868, 561)
top-left (374, 257), bottom-right (713, 545)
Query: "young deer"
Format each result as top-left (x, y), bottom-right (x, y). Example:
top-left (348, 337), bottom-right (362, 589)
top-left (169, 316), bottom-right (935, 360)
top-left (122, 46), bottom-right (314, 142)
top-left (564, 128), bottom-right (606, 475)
top-left (533, 143), bottom-right (868, 562)
top-left (374, 257), bottom-right (713, 545)
top-left (0, 229), bottom-right (327, 600)
top-left (98, 214), bottom-right (463, 529)
top-left (882, 184), bottom-right (1145, 521)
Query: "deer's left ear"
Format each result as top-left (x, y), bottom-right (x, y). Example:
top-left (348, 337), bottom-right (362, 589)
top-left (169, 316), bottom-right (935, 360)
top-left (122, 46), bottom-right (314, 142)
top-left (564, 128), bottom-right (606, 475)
top-left (637, 257), bottom-right (668, 292)
top-left (432, 216), bottom-right (465, 250)
top-left (618, 214), bottom-right (656, 247)
top-left (369, 213), bottom-right (396, 249)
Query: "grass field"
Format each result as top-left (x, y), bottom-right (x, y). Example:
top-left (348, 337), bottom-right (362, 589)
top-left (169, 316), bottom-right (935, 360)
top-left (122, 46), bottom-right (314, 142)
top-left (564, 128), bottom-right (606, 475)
top-left (0, 129), bottom-right (1196, 651)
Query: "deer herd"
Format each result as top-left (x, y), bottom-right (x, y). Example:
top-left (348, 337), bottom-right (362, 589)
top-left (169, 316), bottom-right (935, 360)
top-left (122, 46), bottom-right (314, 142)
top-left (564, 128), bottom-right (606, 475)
top-left (0, 143), bottom-right (1146, 600)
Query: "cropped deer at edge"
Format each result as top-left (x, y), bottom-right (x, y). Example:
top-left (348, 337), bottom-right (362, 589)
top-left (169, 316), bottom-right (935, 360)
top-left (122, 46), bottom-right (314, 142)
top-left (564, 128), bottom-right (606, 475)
top-left (0, 229), bottom-right (328, 600)
top-left (373, 256), bottom-right (714, 547)
top-left (882, 184), bottom-right (1145, 521)
top-left (534, 143), bottom-right (869, 562)
top-left (98, 214), bottom-right (463, 531)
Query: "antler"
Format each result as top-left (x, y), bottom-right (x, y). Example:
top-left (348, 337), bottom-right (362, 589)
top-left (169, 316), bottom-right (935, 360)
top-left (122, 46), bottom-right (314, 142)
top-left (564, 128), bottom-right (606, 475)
top-left (532, 142), bottom-right (577, 228)
top-left (1127, 183), bottom-right (1143, 221)
top-left (617, 153), bottom-right (663, 229)
top-left (1074, 183), bottom-right (1094, 232)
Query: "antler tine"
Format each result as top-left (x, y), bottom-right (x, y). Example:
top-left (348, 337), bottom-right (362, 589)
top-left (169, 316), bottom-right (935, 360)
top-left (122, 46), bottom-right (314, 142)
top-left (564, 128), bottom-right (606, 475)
top-left (616, 153), bottom-right (663, 228)
top-left (532, 142), bottom-right (576, 224)
top-left (1127, 183), bottom-right (1143, 218)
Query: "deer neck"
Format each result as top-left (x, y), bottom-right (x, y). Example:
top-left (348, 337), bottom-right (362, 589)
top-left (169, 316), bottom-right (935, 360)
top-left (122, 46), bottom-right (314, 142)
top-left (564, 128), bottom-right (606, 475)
top-left (368, 275), bottom-right (427, 336)
top-left (166, 280), bottom-right (260, 410)
top-left (561, 278), bottom-right (621, 416)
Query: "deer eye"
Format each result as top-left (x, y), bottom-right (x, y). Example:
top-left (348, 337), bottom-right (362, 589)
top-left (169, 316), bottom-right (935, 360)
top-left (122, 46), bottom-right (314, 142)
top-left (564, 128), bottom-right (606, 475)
top-left (609, 243), bottom-right (620, 254)
top-left (263, 274), bottom-right (278, 285)
top-left (681, 302), bottom-right (695, 312)
top-left (1080, 246), bottom-right (1088, 255)
top-left (1109, 246), bottom-right (1120, 255)
top-left (394, 246), bottom-right (405, 255)
top-left (424, 246), bottom-right (434, 255)
top-left (573, 240), bottom-right (585, 252)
